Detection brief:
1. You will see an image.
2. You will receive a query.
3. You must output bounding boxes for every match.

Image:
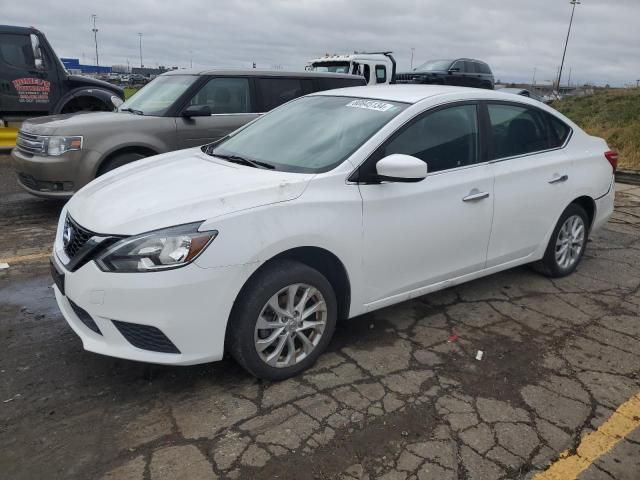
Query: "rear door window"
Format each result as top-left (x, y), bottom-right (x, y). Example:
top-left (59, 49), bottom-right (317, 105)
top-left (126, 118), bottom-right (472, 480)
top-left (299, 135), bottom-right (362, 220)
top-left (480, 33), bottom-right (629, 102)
top-left (257, 77), bottom-right (304, 111)
top-left (488, 103), bottom-right (551, 159)
top-left (189, 77), bottom-right (251, 114)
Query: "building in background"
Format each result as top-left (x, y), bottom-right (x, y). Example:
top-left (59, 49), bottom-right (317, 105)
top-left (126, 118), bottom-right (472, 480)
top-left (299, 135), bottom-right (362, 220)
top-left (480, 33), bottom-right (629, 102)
top-left (60, 58), bottom-right (111, 74)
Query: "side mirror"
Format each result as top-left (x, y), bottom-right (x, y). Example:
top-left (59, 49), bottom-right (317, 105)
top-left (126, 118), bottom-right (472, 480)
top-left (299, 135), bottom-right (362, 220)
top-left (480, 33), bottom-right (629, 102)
top-left (375, 154), bottom-right (427, 183)
top-left (448, 67), bottom-right (460, 73)
top-left (182, 105), bottom-right (211, 117)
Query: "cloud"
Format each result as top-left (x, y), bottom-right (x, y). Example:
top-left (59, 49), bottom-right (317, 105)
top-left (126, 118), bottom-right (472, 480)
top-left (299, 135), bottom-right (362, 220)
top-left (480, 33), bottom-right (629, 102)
top-left (3, 0), bottom-right (639, 86)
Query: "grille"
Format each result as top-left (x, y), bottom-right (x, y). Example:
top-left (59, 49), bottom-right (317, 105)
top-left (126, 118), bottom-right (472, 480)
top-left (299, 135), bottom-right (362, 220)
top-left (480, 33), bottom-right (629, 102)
top-left (68, 299), bottom-right (101, 335)
top-left (112, 320), bottom-right (180, 354)
top-left (16, 131), bottom-right (46, 155)
top-left (395, 73), bottom-right (427, 83)
top-left (63, 215), bottom-right (94, 259)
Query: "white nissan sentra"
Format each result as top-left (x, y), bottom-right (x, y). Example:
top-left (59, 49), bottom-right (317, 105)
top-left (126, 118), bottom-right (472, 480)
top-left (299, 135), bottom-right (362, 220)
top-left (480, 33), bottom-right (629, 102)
top-left (51, 85), bottom-right (616, 380)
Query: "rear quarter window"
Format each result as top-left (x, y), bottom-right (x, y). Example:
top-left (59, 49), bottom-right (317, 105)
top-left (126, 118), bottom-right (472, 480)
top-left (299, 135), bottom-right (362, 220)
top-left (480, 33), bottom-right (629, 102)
top-left (547, 114), bottom-right (572, 148)
top-left (257, 78), bottom-right (304, 111)
top-left (478, 63), bottom-right (492, 74)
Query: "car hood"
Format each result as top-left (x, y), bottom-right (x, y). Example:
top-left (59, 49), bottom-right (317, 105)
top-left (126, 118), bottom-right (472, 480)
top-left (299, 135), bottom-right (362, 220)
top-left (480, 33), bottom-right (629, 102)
top-left (67, 148), bottom-right (314, 235)
top-left (20, 111), bottom-right (156, 135)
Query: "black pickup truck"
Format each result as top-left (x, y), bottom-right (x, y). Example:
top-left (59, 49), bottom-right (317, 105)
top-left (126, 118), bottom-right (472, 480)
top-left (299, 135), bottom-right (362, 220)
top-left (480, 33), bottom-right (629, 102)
top-left (0, 25), bottom-right (124, 129)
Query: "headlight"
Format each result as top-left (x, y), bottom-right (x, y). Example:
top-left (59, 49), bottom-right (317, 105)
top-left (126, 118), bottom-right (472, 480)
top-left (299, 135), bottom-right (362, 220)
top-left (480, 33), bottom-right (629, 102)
top-left (96, 222), bottom-right (217, 273)
top-left (111, 95), bottom-right (124, 108)
top-left (44, 135), bottom-right (83, 156)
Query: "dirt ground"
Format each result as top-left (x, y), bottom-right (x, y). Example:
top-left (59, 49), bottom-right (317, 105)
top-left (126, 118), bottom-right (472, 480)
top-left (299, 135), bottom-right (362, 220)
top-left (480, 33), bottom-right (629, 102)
top-left (1, 153), bottom-right (639, 480)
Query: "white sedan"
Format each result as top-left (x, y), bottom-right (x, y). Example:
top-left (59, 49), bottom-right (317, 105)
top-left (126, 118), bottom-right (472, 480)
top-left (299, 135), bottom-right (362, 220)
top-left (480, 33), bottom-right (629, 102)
top-left (51, 85), bottom-right (616, 380)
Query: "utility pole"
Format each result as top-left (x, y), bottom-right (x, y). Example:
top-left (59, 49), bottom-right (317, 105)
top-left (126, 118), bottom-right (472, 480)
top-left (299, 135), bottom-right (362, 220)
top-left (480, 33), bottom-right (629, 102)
top-left (557, 0), bottom-right (581, 92)
top-left (91, 14), bottom-right (99, 71)
top-left (138, 33), bottom-right (143, 68)
top-left (410, 48), bottom-right (415, 70)
top-left (190, 50), bottom-right (193, 68)
top-left (567, 67), bottom-right (572, 87)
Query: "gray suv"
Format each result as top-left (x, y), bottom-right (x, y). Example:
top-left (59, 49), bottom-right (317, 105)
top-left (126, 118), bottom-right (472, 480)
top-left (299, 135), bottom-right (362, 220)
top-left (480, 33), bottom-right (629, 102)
top-left (11, 69), bottom-right (365, 198)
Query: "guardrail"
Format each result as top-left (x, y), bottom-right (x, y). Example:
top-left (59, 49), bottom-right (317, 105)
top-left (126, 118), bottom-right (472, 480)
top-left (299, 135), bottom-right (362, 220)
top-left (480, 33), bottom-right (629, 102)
top-left (0, 127), bottom-right (18, 149)
top-left (616, 170), bottom-right (640, 186)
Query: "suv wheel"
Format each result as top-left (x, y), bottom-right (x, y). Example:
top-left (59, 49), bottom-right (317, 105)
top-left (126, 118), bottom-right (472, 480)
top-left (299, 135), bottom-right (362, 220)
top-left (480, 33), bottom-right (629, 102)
top-left (227, 259), bottom-right (337, 380)
top-left (98, 152), bottom-right (146, 176)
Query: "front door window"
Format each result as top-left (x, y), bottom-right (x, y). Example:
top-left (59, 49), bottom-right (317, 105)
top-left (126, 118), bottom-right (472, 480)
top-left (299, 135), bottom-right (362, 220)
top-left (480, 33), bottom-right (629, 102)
top-left (189, 77), bottom-right (251, 114)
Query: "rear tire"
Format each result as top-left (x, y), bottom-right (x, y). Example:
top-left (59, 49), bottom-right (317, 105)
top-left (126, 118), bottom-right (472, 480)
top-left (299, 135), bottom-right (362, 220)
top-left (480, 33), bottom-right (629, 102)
top-left (97, 152), bottom-right (146, 176)
top-left (533, 203), bottom-right (589, 278)
top-left (227, 259), bottom-right (337, 381)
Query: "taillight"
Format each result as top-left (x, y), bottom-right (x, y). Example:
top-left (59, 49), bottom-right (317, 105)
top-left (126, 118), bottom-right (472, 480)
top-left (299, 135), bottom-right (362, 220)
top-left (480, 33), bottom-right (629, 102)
top-left (605, 151), bottom-right (619, 173)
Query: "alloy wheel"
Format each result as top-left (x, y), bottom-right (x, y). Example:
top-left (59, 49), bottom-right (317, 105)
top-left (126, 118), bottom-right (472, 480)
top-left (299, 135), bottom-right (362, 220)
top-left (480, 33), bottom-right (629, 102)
top-left (253, 283), bottom-right (327, 368)
top-left (554, 214), bottom-right (585, 270)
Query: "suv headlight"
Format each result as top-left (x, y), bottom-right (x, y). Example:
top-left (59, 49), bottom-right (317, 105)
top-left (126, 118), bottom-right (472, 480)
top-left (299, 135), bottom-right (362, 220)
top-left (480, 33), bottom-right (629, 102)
top-left (44, 135), bottom-right (83, 156)
top-left (111, 95), bottom-right (124, 108)
top-left (96, 222), bottom-right (217, 273)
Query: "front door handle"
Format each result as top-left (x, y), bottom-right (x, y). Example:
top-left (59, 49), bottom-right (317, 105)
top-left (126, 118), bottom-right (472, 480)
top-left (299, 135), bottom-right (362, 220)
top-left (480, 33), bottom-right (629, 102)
top-left (463, 191), bottom-right (490, 202)
top-left (548, 174), bottom-right (569, 184)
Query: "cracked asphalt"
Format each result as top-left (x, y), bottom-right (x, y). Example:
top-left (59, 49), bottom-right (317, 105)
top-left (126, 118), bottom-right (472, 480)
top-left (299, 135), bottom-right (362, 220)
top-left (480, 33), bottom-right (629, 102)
top-left (1, 154), bottom-right (639, 480)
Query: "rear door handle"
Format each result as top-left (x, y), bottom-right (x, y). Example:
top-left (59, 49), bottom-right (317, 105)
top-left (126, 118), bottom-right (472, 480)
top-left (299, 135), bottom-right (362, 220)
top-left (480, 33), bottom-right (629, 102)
top-left (463, 191), bottom-right (490, 202)
top-left (548, 174), bottom-right (569, 184)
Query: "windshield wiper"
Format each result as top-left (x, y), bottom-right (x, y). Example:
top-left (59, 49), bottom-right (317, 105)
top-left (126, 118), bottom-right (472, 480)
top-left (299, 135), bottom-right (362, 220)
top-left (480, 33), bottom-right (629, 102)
top-left (212, 153), bottom-right (275, 170)
top-left (120, 107), bottom-right (144, 115)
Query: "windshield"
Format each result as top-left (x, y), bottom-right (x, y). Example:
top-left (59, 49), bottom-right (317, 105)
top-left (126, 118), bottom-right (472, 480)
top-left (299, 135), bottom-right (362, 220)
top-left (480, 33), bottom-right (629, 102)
top-left (210, 96), bottom-right (407, 173)
top-left (118, 75), bottom-right (198, 116)
top-left (414, 59), bottom-right (453, 72)
top-left (309, 61), bottom-right (351, 74)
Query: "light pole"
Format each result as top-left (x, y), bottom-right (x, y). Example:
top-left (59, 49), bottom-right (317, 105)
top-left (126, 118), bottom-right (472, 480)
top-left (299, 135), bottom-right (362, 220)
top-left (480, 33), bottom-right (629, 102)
top-left (91, 14), bottom-right (99, 71)
top-left (138, 33), bottom-right (143, 68)
top-left (557, 0), bottom-right (581, 92)
top-left (531, 66), bottom-right (537, 89)
top-left (410, 47), bottom-right (415, 70)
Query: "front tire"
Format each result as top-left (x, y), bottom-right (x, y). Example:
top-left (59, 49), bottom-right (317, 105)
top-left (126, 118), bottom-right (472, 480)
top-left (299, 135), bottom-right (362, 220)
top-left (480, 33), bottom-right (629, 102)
top-left (534, 203), bottom-right (589, 278)
top-left (227, 260), bottom-right (337, 381)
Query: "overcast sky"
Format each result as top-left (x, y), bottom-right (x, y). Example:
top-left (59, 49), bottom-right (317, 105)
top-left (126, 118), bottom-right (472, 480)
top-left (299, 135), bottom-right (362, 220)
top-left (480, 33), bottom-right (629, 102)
top-left (3, 0), bottom-right (639, 86)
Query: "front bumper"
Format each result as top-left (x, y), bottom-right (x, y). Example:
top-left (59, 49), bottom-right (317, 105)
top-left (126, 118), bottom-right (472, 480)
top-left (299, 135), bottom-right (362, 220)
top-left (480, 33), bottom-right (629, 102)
top-left (51, 253), bottom-right (254, 366)
top-left (11, 147), bottom-right (98, 198)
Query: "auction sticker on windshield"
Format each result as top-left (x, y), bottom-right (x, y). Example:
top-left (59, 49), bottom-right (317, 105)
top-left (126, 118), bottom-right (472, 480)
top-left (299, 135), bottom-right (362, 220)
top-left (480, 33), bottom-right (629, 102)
top-left (346, 99), bottom-right (396, 112)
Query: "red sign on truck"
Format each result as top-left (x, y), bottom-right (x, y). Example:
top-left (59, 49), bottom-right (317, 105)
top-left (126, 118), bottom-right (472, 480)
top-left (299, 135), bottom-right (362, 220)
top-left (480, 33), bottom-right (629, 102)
top-left (12, 77), bottom-right (51, 103)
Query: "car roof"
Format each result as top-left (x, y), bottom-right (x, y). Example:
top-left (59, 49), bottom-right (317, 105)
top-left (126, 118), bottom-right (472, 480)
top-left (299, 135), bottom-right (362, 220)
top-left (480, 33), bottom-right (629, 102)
top-left (311, 84), bottom-right (550, 107)
top-left (0, 25), bottom-right (40, 35)
top-left (162, 68), bottom-right (357, 80)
